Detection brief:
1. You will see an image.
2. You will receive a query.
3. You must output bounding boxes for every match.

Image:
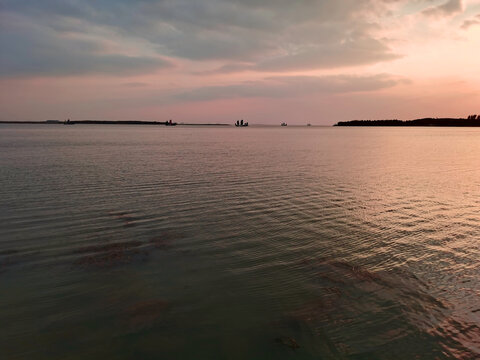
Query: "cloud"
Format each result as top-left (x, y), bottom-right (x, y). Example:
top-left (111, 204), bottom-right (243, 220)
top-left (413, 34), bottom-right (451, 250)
top-left (174, 74), bottom-right (405, 102)
top-left (0, 14), bottom-right (171, 77)
top-left (0, 0), bottom-right (402, 76)
top-left (213, 35), bottom-right (401, 73)
top-left (461, 14), bottom-right (480, 29)
top-left (423, 0), bottom-right (463, 17)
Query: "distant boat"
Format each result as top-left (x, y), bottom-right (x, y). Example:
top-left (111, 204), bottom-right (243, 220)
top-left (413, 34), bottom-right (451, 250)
top-left (235, 119), bottom-right (248, 127)
top-left (64, 119), bottom-right (74, 125)
top-left (165, 119), bottom-right (177, 126)
top-left (307, 123), bottom-right (311, 126)
top-left (281, 122), bottom-right (287, 126)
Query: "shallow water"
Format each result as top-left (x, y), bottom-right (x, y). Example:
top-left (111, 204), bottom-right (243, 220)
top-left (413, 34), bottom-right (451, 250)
top-left (1, 124), bottom-right (479, 359)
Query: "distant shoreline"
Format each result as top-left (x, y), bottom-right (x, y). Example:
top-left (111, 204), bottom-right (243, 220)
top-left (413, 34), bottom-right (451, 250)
top-left (3, 118), bottom-right (480, 127)
top-left (335, 118), bottom-right (480, 127)
top-left (0, 120), bottom-right (230, 126)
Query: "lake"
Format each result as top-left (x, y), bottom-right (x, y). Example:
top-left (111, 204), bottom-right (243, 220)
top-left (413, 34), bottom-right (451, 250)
top-left (1, 124), bottom-right (479, 359)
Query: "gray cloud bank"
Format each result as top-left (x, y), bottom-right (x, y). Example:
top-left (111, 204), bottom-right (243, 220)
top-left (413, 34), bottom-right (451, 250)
top-left (0, 13), bottom-right (171, 77)
top-left (423, 0), bottom-right (463, 17)
top-left (1, 0), bottom-right (405, 77)
top-left (461, 14), bottom-right (480, 29)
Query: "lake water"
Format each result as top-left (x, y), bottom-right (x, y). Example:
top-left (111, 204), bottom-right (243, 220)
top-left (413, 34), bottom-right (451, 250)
top-left (1, 124), bottom-right (479, 359)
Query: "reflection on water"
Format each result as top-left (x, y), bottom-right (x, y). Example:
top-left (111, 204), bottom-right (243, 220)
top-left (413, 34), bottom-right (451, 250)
top-left (0, 125), bottom-right (479, 359)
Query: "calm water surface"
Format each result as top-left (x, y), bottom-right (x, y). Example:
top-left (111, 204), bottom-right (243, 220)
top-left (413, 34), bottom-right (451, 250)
top-left (1, 124), bottom-right (479, 359)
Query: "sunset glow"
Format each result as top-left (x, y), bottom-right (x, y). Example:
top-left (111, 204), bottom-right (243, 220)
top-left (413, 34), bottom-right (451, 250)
top-left (1, 0), bottom-right (479, 124)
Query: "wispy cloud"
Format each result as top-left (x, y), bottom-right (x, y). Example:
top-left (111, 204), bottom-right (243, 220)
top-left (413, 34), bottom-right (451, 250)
top-left (461, 13), bottom-right (480, 29)
top-left (423, 0), bottom-right (463, 17)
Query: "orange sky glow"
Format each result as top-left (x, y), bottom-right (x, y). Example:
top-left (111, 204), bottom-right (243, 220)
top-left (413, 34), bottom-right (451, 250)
top-left (1, 0), bottom-right (479, 124)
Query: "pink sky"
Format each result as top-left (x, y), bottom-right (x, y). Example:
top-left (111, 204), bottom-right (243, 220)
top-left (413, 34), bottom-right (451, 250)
top-left (1, 0), bottom-right (479, 125)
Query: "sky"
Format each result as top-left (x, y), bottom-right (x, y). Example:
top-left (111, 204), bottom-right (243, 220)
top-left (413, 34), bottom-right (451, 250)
top-left (0, 0), bottom-right (479, 125)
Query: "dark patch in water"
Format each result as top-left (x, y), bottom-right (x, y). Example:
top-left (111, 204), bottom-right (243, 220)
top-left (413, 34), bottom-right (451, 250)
top-left (0, 249), bottom-right (20, 256)
top-left (108, 210), bottom-right (140, 228)
top-left (315, 259), bottom-right (381, 282)
top-left (275, 336), bottom-right (300, 349)
top-left (0, 250), bottom-right (36, 273)
top-left (322, 287), bottom-right (343, 297)
top-left (124, 299), bottom-right (169, 329)
top-left (73, 240), bottom-right (145, 268)
top-left (286, 258), bottom-right (456, 357)
top-left (148, 235), bottom-right (173, 250)
top-left (289, 296), bottom-right (343, 325)
top-left (72, 231), bottom-right (180, 269)
top-left (429, 316), bottom-right (480, 360)
top-left (73, 240), bottom-right (143, 254)
top-left (147, 231), bottom-right (185, 251)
